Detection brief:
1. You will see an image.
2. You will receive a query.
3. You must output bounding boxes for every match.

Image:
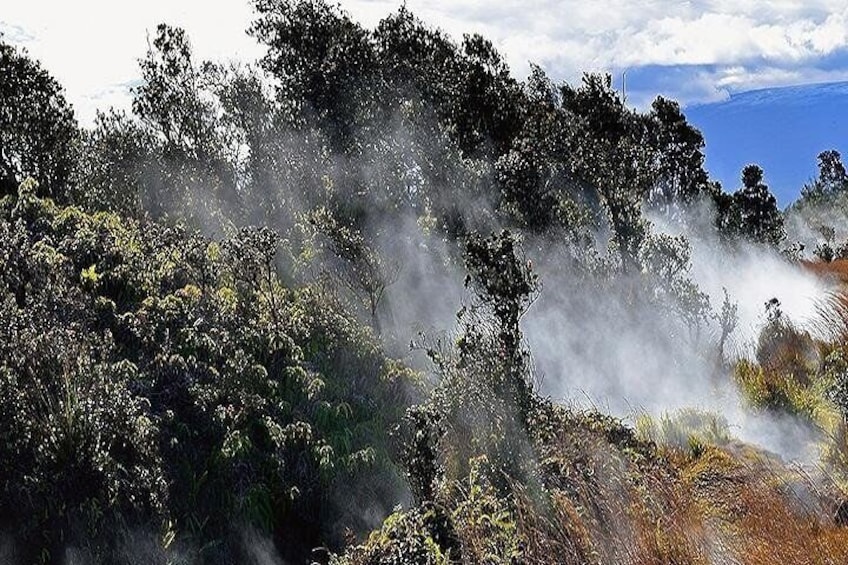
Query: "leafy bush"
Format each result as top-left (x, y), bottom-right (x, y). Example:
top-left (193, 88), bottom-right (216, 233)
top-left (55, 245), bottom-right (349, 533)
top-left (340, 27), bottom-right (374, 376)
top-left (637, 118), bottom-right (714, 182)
top-left (0, 185), bottom-right (416, 561)
top-left (755, 299), bottom-right (818, 382)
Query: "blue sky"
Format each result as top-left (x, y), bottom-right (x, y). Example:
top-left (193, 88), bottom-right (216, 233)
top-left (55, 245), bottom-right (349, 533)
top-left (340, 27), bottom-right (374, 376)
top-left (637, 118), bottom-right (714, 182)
top-left (3, 0), bottom-right (848, 204)
top-left (626, 56), bottom-right (848, 205)
top-left (687, 80), bottom-right (848, 206)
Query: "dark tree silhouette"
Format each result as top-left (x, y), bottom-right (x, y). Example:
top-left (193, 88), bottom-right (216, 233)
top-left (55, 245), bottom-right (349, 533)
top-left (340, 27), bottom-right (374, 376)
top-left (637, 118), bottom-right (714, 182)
top-left (731, 164), bottom-right (785, 246)
top-left (0, 39), bottom-right (78, 200)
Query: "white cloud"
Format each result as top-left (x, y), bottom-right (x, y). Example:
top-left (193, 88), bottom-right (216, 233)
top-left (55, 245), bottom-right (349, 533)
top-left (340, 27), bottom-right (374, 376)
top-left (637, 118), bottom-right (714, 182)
top-left (339, 0), bottom-right (848, 103)
top-left (713, 64), bottom-right (848, 92)
top-left (2, 0), bottom-right (848, 123)
top-left (1, 0), bottom-right (263, 125)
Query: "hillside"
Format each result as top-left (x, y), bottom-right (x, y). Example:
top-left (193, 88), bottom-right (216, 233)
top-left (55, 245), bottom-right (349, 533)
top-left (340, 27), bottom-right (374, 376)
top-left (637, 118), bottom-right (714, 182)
top-left (4, 2), bottom-right (848, 564)
top-left (5, 189), bottom-right (848, 564)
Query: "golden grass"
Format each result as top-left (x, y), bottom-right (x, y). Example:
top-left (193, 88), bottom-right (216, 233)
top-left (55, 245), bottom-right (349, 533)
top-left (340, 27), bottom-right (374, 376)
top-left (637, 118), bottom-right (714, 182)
top-left (802, 259), bottom-right (848, 287)
top-left (733, 482), bottom-right (848, 564)
top-left (671, 440), bottom-right (848, 565)
top-left (514, 275), bottom-right (848, 564)
top-left (635, 409), bottom-right (731, 455)
top-left (513, 261), bottom-right (848, 563)
top-left (340, 404), bottom-right (848, 564)
top-left (541, 424), bottom-right (848, 565)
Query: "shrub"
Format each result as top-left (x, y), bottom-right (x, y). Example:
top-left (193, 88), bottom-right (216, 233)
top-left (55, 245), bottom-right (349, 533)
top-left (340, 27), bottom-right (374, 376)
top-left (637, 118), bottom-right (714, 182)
top-left (0, 189), bottom-right (416, 560)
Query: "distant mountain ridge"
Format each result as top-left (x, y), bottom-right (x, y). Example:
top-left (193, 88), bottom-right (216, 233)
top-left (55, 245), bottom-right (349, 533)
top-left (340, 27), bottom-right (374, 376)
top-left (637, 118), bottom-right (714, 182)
top-left (685, 81), bottom-right (848, 207)
top-left (699, 81), bottom-right (848, 110)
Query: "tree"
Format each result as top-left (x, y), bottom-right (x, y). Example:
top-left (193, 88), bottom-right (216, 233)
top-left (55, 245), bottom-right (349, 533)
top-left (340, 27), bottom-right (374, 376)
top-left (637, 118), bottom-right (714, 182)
top-left (818, 150), bottom-right (848, 190)
top-left (134, 25), bottom-right (219, 154)
top-left (801, 149), bottom-right (848, 201)
top-left (561, 74), bottom-right (653, 272)
top-left (463, 230), bottom-right (538, 416)
top-left (251, 0), bottom-right (380, 153)
top-left (451, 34), bottom-right (523, 158)
top-left (308, 207), bottom-right (399, 335)
top-left (373, 6), bottom-right (460, 113)
top-left (729, 165), bottom-right (785, 246)
top-left (132, 24), bottom-right (239, 222)
top-left (75, 109), bottom-right (156, 216)
top-left (495, 65), bottom-right (589, 234)
top-left (715, 288), bottom-right (739, 367)
top-left (0, 39), bottom-right (78, 201)
top-left (374, 8), bottom-right (523, 159)
top-left (644, 96), bottom-right (710, 212)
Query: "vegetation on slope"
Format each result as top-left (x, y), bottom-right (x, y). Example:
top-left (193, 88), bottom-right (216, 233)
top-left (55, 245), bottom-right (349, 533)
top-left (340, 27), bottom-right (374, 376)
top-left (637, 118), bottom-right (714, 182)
top-left (4, 1), bottom-right (848, 563)
top-left (0, 181), bottom-right (416, 562)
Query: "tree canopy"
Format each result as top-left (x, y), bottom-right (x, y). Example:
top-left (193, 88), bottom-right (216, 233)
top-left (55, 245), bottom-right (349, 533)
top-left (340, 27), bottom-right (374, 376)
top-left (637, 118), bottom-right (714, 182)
top-left (0, 40), bottom-right (78, 201)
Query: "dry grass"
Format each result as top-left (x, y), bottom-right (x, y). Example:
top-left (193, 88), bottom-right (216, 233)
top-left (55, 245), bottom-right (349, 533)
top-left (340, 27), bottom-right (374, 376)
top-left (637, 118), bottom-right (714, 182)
top-left (520, 408), bottom-right (724, 564)
top-left (512, 487), bottom-right (597, 564)
top-left (733, 481), bottom-right (848, 564)
top-left (339, 404), bottom-right (848, 564)
top-left (802, 259), bottom-right (848, 286)
top-left (531, 412), bottom-right (848, 565)
top-left (500, 261), bottom-right (848, 563)
top-left (673, 441), bottom-right (848, 565)
top-left (803, 259), bottom-right (848, 342)
top-left (814, 292), bottom-right (848, 344)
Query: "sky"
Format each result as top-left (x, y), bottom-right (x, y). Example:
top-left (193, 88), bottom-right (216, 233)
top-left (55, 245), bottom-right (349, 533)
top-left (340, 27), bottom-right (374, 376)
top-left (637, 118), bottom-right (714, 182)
top-left (3, 0), bottom-right (848, 203)
top-left (686, 82), bottom-right (848, 205)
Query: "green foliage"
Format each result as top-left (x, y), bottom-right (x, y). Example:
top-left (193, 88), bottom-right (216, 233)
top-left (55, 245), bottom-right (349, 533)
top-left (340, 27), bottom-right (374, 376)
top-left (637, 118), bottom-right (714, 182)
top-left (635, 409), bottom-right (731, 455)
top-left (0, 188), bottom-right (414, 561)
top-left (785, 151), bottom-right (848, 254)
top-left (75, 109), bottom-right (154, 217)
top-left (307, 206), bottom-right (400, 334)
top-left (252, 0), bottom-right (380, 152)
top-left (448, 456), bottom-right (522, 563)
top-left (801, 150), bottom-right (848, 203)
top-left (0, 39), bottom-right (79, 201)
top-left (755, 299), bottom-right (817, 380)
top-left (644, 96), bottom-right (711, 210)
top-left (3, 3), bottom-right (833, 562)
top-left (337, 455), bottom-right (524, 565)
top-left (398, 231), bottom-right (541, 519)
top-left (332, 505), bottom-right (454, 565)
top-left (733, 358), bottom-right (827, 421)
top-left (463, 230), bottom-right (538, 367)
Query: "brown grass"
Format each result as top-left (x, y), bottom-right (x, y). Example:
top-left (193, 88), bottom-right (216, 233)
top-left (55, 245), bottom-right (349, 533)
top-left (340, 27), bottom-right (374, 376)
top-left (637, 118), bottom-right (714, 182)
top-left (734, 481), bottom-right (848, 564)
top-left (503, 261), bottom-right (848, 563)
top-left (673, 441), bottom-right (848, 565)
top-left (341, 405), bottom-right (848, 564)
top-left (802, 259), bottom-right (848, 286)
top-left (520, 408), bottom-right (727, 564)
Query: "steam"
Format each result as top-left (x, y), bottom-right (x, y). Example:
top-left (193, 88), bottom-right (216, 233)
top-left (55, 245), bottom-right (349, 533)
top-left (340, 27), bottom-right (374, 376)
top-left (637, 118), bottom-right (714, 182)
top-left (124, 97), bottom-right (839, 562)
top-left (523, 207), bottom-right (830, 462)
top-left (364, 190), bottom-right (834, 465)
top-left (686, 234), bottom-right (829, 350)
top-left (118, 10), bottom-right (838, 467)
top-left (240, 528), bottom-right (289, 565)
top-left (785, 199), bottom-right (848, 252)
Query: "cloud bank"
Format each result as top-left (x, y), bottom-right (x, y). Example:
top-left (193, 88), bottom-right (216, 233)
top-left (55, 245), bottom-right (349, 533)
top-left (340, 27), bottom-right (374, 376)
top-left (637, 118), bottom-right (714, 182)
top-left (3, 1), bottom-right (848, 120)
top-left (344, 0), bottom-right (848, 106)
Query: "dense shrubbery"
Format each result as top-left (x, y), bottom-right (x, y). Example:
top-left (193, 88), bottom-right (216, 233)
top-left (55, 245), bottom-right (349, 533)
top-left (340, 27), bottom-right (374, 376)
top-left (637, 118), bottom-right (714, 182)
top-left (0, 181), bottom-right (416, 562)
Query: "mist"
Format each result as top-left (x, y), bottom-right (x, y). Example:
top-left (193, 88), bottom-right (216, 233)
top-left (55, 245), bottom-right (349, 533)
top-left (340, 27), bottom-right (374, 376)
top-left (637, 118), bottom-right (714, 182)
top-left (357, 187), bottom-right (833, 466)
